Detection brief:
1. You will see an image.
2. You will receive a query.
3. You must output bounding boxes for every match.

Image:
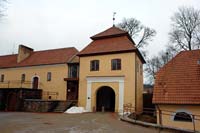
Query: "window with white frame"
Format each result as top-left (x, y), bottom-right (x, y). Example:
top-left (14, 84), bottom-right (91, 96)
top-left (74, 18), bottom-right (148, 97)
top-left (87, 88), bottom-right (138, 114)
top-left (111, 59), bottom-right (121, 70)
top-left (90, 60), bottom-right (99, 71)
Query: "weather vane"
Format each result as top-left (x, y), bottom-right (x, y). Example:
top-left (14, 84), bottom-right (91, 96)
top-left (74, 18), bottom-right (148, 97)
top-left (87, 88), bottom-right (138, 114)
top-left (113, 12), bottom-right (116, 26)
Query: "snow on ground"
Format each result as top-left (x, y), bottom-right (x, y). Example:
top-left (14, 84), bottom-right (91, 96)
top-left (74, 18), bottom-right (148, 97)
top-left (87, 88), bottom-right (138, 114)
top-left (118, 112), bottom-right (131, 116)
top-left (64, 107), bottom-right (88, 114)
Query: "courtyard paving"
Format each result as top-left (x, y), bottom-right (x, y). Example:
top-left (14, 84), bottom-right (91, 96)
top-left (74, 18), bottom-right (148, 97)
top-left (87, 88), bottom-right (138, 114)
top-left (0, 112), bottom-right (172, 133)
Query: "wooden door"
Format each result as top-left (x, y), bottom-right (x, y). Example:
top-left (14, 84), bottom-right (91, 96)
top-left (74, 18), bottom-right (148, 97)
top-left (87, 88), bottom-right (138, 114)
top-left (33, 77), bottom-right (39, 89)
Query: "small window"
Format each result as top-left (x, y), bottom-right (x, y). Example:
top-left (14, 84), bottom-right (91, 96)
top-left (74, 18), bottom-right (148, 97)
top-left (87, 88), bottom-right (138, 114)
top-left (21, 74), bottom-right (25, 82)
top-left (174, 112), bottom-right (192, 122)
top-left (47, 72), bottom-right (51, 81)
top-left (111, 59), bottom-right (121, 70)
top-left (90, 60), bottom-right (99, 71)
top-left (0, 74), bottom-right (4, 82)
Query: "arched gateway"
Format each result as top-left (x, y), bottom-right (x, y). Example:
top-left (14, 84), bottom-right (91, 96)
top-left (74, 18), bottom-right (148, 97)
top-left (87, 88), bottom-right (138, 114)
top-left (96, 86), bottom-right (115, 112)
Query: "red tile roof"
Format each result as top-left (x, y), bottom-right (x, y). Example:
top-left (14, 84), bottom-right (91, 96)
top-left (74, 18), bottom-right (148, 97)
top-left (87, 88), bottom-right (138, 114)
top-left (153, 50), bottom-right (200, 104)
top-left (78, 36), bottom-right (136, 55)
top-left (0, 47), bottom-right (78, 68)
top-left (90, 26), bottom-right (128, 40)
top-left (78, 26), bottom-right (145, 63)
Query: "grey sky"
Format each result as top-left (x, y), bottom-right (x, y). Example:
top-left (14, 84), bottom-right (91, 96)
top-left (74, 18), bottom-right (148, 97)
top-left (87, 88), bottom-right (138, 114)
top-left (0, 0), bottom-right (199, 56)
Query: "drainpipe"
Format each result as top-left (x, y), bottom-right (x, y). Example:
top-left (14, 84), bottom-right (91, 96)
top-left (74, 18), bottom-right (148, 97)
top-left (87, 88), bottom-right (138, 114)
top-left (135, 55), bottom-right (137, 114)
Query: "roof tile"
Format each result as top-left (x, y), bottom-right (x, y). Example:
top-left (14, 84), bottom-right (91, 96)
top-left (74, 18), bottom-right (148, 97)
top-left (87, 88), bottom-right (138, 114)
top-left (78, 26), bottom-right (137, 56)
top-left (153, 50), bottom-right (200, 104)
top-left (0, 47), bottom-right (78, 68)
top-left (90, 26), bottom-right (128, 40)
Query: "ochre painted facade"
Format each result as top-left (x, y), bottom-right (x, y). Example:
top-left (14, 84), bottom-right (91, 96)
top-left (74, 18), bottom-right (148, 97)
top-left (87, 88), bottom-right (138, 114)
top-left (78, 52), bottom-right (143, 113)
top-left (0, 64), bottom-right (68, 100)
top-left (0, 26), bottom-right (145, 113)
top-left (156, 105), bottom-right (200, 131)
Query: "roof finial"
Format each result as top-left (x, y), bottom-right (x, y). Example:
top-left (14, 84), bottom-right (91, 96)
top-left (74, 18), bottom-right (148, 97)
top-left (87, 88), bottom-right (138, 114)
top-left (113, 12), bottom-right (116, 27)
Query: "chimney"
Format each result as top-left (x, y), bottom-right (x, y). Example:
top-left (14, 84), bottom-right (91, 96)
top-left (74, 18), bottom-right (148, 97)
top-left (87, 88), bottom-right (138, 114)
top-left (17, 45), bottom-right (33, 63)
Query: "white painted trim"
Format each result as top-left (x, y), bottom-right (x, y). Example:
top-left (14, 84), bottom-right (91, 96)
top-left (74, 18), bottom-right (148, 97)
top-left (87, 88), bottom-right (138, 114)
top-left (86, 76), bottom-right (124, 113)
top-left (86, 82), bottom-right (92, 111)
top-left (86, 76), bottom-right (124, 83)
top-left (118, 81), bottom-right (124, 113)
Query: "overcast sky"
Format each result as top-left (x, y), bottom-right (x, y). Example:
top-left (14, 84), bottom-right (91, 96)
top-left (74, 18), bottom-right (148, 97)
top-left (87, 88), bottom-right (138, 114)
top-left (0, 0), bottom-right (199, 56)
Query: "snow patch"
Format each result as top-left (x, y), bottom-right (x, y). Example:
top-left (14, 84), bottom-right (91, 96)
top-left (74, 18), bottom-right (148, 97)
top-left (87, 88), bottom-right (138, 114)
top-left (64, 106), bottom-right (88, 114)
top-left (118, 111), bottom-right (131, 116)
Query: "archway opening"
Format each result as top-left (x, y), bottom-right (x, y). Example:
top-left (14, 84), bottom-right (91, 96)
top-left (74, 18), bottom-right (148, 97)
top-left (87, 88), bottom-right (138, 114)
top-left (32, 77), bottom-right (39, 89)
top-left (96, 86), bottom-right (115, 112)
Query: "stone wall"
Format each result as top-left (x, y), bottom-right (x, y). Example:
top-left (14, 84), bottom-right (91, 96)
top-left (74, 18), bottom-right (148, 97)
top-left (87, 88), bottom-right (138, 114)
top-left (23, 99), bottom-right (77, 112)
top-left (0, 88), bottom-right (42, 111)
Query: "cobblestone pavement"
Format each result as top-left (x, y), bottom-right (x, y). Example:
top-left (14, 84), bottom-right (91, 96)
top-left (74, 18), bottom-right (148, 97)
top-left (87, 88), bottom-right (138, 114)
top-left (0, 112), bottom-right (171, 133)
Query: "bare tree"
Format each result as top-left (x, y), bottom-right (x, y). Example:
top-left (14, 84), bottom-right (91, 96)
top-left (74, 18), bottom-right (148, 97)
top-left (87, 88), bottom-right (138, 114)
top-left (117, 18), bottom-right (156, 48)
top-left (169, 7), bottom-right (200, 50)
top-left (145, 44), bottom-right (179, 84)
top-left (117, 18), bottom-right (156, 84)
top-left (0, 0), bottom-right (7, 19)
top-left (145, 56), bottom-right (162, 84)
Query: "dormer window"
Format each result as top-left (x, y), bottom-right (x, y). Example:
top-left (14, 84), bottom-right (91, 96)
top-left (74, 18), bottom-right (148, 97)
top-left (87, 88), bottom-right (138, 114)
top-left (90, 60), bottom-right (99, 71)
top-left (111, 59), bottom-right (121, 70)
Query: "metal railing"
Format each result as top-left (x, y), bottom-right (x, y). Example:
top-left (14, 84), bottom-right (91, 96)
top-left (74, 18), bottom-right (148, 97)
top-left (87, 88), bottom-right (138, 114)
top-left (0, 80), bottom-right (42, 89)
top-left (122, 103), bottom-right (200, 132)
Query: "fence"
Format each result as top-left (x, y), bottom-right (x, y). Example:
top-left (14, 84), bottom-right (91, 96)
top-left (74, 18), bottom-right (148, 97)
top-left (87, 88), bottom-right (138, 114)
top-left (123, 103), bottom-right (200, 132)
top-left (0, 88), bottom-right (42, 111)
top-left (0, 80), bottom-right (42, 89)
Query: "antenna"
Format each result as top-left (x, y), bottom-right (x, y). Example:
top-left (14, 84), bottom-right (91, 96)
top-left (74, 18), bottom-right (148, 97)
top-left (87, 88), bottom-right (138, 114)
top-left (113, 12), bottom-right (116, 26)
top-left (12, 44), bottom-right (15, 54)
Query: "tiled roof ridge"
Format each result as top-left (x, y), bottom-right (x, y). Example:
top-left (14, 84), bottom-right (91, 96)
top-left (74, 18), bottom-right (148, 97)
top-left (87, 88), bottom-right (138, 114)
top-left (153, 49), bottom-right (200, 104)
top-left (0, 54), bottom-right (17, 58)
top-left (156, 49), bottom-right (200, 76)
top-left (0, 46), bottom-right (79, 68)
top-left (34, 46), bottom-right (77, 53)
top-left (155, 50), bottom-right (184, 76)
top-left (90, 26), bottom-right (128, 40)
top-left (0, 47), bottom-right (77, 58)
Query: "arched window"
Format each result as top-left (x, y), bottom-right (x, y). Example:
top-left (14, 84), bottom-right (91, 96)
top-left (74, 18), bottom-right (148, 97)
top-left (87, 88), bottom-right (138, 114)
top-left (47, 72), bottom-right (51, 81)
top-left (0, 74), bottom-right (4, 82)
top-left (21, 74), bottom-right (25, 82)
top-left (174, 112), bottom-right (192, 122)
top-left (32, 77), bottom-right (39, 89)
